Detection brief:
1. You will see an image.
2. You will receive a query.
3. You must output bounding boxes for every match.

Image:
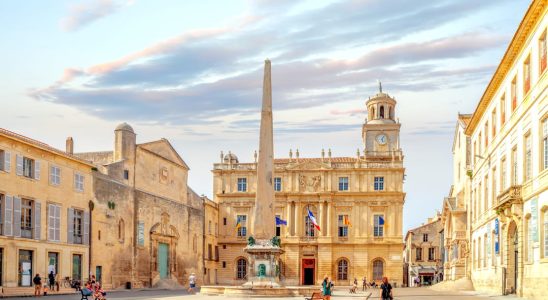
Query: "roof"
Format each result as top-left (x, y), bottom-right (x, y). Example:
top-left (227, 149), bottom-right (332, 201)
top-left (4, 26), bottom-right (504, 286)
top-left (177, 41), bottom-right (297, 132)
top-left (465, 0), bottom-right (546, 135)
top-left (0, 128), bottom-right (94, 166)
top-left (115, 122), bottom-right (134, 132)
top-left (458, 114), bottom-right (472, 128)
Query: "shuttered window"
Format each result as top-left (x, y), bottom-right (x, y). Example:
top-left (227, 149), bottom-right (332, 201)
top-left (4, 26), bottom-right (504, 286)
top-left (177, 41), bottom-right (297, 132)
top-left (74, 173), bottom-right (84, 192)
top-left (50, 166), bottom-right (60, 186)
top-left (0, 150), bottom-right (10, 172)
top-left (48, 204), bottom-right (61, 242)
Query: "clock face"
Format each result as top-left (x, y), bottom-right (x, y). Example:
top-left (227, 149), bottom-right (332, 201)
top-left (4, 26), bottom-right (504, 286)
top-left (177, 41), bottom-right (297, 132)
top-left (376, 134), bottom-right (387, 145)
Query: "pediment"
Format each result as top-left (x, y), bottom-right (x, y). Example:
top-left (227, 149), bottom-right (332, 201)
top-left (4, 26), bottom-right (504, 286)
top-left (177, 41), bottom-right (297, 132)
top-left (284, 160), bottom-right (331, 170)
top-left (138, 139), bottom-right (189, 169)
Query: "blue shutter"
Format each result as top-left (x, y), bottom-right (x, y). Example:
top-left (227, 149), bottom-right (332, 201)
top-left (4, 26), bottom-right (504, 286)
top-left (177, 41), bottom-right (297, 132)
top-left (12, 197), bottom-right (21, 237)
top-left (16, 155), bottom-right (23, 176)
top-left (4, 196), bottom-right (12, 236)
top-left (83, 211), bottom-right (90, 245)
top-left (34, 201), bottom-right (41, 240)
top-left (67, 208), bottom-right (74, 244)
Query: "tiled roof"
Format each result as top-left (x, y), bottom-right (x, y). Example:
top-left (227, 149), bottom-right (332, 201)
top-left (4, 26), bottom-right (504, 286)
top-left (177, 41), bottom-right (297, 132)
top-left (0, 128), bottom-right (93, 166)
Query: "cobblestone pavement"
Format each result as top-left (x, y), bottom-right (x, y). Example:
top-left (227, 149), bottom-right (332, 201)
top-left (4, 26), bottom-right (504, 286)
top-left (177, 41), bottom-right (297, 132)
top-left (5, 287), bottom-right (527, 300)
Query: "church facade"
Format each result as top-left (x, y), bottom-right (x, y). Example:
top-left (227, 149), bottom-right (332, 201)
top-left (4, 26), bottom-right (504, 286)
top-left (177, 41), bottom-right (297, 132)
top-left (212, 90), bottom-right (405, 286)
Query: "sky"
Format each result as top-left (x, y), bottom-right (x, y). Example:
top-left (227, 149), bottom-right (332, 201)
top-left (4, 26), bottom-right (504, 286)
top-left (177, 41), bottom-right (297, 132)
top-left (0, 0), bottom-right (531, 232)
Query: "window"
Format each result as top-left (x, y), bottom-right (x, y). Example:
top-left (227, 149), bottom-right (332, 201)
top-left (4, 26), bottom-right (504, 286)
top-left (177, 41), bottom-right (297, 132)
top-left (50, 166), bottom-right (60, 186)
top-left (118, 219), bottom-right (125, 242)
top-left (543, 119), bottom-right (548, 170)
top-left (305, 216), bottom-right (315, 237)
top-left (23, 157), bottom-right (34, 178)
top-left (215, 246), bottom-right (219, 261)
top-left (540, 30), bottom-right (547, 74)
top-left (274, 177), bottom-right (282, 192)
top-left (338, 177), bottom-right (349, 191)
top-left (0, 149), bottom-right (10, 172)
top-left (525, 134), bottom-right (532, 181)
top-left (492, 167), bottom-right (497, 206)
top-left (236, 215), bottom-right (247, 237)
top-left (478, 132), bottom-right (482, 153)
top-left (511, 77), bottom-right (517, 111)
top-left (73, 209), bottom-right (83, 244)
top-left (222, 261), bottom-right (226, 268)
top-left (484, 122), bottom-right (489, 147)
top-left (524, 55), bottom-right (531, 94)
top-left (373, 215), bottom-right (384, 237)
top-left (47, 204), bottom-right (61, 242)
top-left (483, 234), bottom-right (488, 268)
top-left (0, 194), bottom-right (3, 235)
top-left (501, 157), bottom-right (507, 191)
top-left (337, 259), bottom-right (348, 280)
top-left (512, 147), bottom-right (518, 185)
top-left (236, 258), bottom-right (247, 279)
top-left (123, 170), bottom-right (129, 180)
top-left (374, 177), bottom-right (384, 191)
top-left (223, 217), bottom-right (227, 226)
top-left (423, 234), bottom-right (428, 242)
top-left (484, 175), bottom-right (489, 211)
top-left (380, 106), bottom-right (385, 118)
top-left (372, 260), bottom-right (383, 281)
top-left (338, 215), bottom-right (348, 237)
top-left (527, 217), bottom-right (533, 262)
top-left (428, 247), bottom-right (435, 261)
top-left (501, 95), bottom-right (506, 125)
top-left (275, 214), bottom-right (281, 237)
top-left (492, 109), bottom-right (497, 138)
top-left (208, 244), bottom-right (212, 260)
top-left (237, 178), bottom-right (247, 192)
top-left (209, 220), bottom-right (212, 234)
top-left (21, 199), bottom-right (33, 239)
top-left (542, 210), bottom-right (548, 257)
top-left (416, 247), bottom-right (422, 261)
top-left (72, 254), bottom-right (82, 281)
top-left (74, 173), bottom-right (84, 192)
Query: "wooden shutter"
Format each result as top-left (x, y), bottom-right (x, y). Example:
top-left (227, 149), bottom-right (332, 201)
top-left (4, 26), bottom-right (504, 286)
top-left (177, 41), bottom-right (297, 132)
top-left (55, 205), bottom-right (60, 241)
top-left (16, 155), bottom-right (23, 176)
top-left (12, 197), bottom-right (21, 237)
top-left (4, 151), bottom-right (10, 172)
top-left (83, 211), bottom-right (90, 245)
top-left (34, 201), bottom-right (41, 240)
top-left (4, 195), bottom-right (13, 236)
top-left (48, 204), bottom-right (55, 241)
top-left (34, 160), bottom-right (40, 180)
top-left (67, 208), bottom-right (74, 244)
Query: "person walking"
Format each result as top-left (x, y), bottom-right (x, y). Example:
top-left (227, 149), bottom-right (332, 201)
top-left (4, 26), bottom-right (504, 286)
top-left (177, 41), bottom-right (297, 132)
top-left (362, 277), bottom-right (367, 291)
top-left (48, 271), bottom-right (55, 292)
top-left (187, 273), bottom-right (196, 294)
top-left (321, 275), bottom-right (332, 300)
top-left (33, 274), bottom-right (42, 297)
top-left (379, 277), bottom-right (393, 300)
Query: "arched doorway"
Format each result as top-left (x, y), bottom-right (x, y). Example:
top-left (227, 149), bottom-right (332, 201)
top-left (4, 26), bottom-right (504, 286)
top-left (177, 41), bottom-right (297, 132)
top-left (150, 213), bottom-right (180, 286)
top-left (506, 221), bottom-right (518, 294)
top-left (372, 258), bottom-right (384, 281)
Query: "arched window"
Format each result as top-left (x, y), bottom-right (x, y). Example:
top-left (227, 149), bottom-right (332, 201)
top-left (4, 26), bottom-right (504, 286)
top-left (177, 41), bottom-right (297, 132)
top-left (237, 258), bottom-right (247, 279)
top-left (371, 107), bottom-right (375, 120)
top-left (305, 216), bottom-right (315, 237)
top-left (337, 259), bottom-right (348, 280)
top-left (372, 259), bottom-right (383, 280)
top-left (380, 106), bottom-right (385, 118)
top-left (118, 219), bottom-right (125, 242)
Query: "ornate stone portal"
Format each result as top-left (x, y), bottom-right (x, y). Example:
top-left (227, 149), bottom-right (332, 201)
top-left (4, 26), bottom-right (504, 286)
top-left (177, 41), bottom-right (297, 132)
top-left (243, 59), bottom-right (284, 288)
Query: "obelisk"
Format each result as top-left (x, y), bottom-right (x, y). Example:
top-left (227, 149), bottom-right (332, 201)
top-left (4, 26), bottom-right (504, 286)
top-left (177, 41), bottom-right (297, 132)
top-left (253, 59), bottom-right (275, 240)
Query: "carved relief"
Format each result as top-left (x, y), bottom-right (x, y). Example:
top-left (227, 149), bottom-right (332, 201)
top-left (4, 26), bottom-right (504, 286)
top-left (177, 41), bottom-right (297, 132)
top-left (159, 167), bottom-right (169, 184)
top-left (299, 174), bottom-right (322, 192)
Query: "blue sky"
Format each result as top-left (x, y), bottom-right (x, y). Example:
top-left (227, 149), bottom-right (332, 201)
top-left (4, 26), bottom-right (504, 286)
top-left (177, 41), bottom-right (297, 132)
top-left (0, 0), bottom-right (531, 231)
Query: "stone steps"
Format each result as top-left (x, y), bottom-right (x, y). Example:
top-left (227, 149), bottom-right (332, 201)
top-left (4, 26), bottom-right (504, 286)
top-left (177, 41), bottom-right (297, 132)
top-left (1, 286), bottom-right (77, 297)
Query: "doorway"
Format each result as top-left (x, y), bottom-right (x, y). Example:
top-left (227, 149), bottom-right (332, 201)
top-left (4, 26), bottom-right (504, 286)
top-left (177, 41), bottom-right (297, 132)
top-left (301, 259), bottom-right (315, 285)
top-left (19, 250), bottom-right (33, 287)
top-left (158, 243), bottom-right (169, 279)
top-left (506, 221), bottom-right (518, 294)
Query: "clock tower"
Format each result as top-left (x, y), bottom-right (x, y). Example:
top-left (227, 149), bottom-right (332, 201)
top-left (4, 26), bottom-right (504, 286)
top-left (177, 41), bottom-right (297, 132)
top-left (362, 83), bottom-right (402, 159)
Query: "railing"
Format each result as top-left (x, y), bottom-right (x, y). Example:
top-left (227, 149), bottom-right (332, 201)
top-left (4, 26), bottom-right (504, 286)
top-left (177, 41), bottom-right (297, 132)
top-left (496, 185), bottom-right (522, 206)
top-left (299, 236), bottom-right (318, 242)
top-left (364, 150), bottom-right (403, 158)
top-left (213, 160), bottom-right (403, 170)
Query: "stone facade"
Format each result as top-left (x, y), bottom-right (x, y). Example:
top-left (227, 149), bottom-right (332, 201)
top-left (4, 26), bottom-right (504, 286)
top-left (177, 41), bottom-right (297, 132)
top-left (0, 129), bottom-right (93, 293)
top-left (404, 216), bottom-right (443, 287)
top-left (76, 123), bottom-right (204, 289)
top-left (203, 197), bottom-right (219, 285)
top-left (212, 89), bottom-right (405, 287)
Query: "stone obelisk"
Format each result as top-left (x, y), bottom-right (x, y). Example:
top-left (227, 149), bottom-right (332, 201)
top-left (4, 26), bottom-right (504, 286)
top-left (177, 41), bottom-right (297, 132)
top-left (253, 59), bottom-right (275, 240)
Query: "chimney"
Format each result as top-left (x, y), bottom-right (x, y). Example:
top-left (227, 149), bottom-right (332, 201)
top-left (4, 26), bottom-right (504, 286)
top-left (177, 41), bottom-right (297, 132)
top-left (66, 137), bottom-right (74, 154)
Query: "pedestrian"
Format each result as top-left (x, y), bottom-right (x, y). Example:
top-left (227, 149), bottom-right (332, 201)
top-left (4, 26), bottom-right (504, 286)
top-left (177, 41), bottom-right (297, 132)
top-left (380, 276), bottom-right (393, 300)
top-left (362, 277), bottom-right (367, 291)
top-left (321, 275), bottom-right (332, 300)
top-left (187, 272), bottom-right (196, 294)
top-left (48, 271), bottom-right (55, 291)
top-left (350, 278), bottom-right (357, 293)
top-left (33, 273), bottom-right (42, 297)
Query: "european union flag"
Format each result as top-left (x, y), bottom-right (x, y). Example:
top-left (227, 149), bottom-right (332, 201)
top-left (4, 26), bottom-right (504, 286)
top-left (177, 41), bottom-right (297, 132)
top-left (379, 216), bottom-right (385, 225)
top-left (275, 216), bottom-right (287, 226)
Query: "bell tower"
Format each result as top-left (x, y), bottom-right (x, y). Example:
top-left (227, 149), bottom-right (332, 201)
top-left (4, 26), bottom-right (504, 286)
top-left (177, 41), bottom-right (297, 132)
top-left (362, 82), bottom-right (402, 159)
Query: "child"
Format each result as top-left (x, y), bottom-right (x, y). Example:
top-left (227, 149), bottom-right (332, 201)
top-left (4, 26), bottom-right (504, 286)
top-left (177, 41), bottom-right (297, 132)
top-left (43, 286), bottom-right (49, 296)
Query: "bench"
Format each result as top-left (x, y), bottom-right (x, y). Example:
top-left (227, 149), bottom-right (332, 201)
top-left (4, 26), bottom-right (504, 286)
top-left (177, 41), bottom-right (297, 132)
top-left (304, 291), bottom-right (323, 300)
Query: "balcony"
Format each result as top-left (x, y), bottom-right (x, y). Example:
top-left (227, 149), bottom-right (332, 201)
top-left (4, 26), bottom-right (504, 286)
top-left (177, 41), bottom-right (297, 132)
top-left (494, 185), bottom-right (522, 219)
top-left (364, 150), bottom-right (403, 159)
top-left (299, 236), bottom-right (318, 242)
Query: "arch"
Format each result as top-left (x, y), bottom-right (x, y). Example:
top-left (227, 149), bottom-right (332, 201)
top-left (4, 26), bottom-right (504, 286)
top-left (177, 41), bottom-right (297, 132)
top-left (506, 221), bottom-right (518, 294)
top-left (235, 257), bottom-right (248, 280)
top-left (371, 107), bottom-right (376, 120)
top-left (118, 218), bottom-right (125, 241)
top-left (337, 258), bottom-right (349, 280)
top-left (372, 258), bottom-right (384, 281)
top-left (380, 105), bottom-right (385, 118)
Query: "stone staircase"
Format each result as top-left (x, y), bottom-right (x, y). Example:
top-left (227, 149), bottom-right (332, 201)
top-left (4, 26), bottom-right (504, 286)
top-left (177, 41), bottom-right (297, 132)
top-left (1, 286), bottom-right (77, 297)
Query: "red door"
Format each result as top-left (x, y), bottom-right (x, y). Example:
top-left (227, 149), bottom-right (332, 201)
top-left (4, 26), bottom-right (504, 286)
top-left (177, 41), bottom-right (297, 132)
top-left (301, 259), bottom-right (315, 285)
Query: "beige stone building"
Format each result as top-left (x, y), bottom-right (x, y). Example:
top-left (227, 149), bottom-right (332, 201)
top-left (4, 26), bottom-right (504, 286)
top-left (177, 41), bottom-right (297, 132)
top-left (403, 215), bottom-right (443, 287)
top-left (440, 114), bottom-right (471, 282)
top-left (76, 123), bottom-right (204, 289)
top-left (203, 196), bottom-right (219, 285)
top-left (212, 89), bottom-right (405, 286)
top-left (0, 129), bottom-right (93, 295)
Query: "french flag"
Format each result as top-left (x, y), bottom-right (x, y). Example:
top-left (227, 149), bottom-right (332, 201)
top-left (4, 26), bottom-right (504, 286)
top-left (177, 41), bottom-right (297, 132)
top-left (307, 208), bottom-right (321, 231)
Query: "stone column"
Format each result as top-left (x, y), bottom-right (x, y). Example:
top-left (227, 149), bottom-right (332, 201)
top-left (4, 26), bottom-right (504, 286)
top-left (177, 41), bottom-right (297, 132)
top-left (295, 203), bottom-right (301, 237)
top-left (286, 202), bottom-right (292, 237)
top-left (319, 201), bottom-right (324, 237)
top-left (326, 201), bottom-right (332, 237)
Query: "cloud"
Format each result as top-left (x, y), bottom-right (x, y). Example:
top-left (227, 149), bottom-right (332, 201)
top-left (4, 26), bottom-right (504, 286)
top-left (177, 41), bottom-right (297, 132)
top-left (60, 0), bottom-right (133, 31)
